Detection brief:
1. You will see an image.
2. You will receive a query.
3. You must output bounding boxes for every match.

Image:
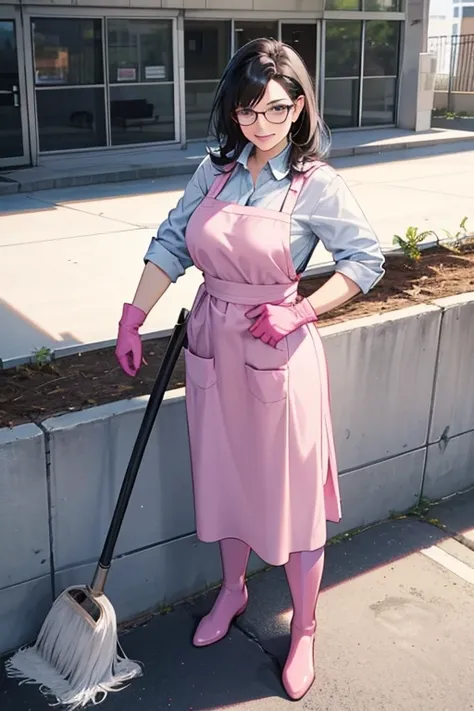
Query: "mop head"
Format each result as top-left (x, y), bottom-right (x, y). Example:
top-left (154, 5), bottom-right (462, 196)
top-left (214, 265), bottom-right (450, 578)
top-left (5, 585), bottom-right (142, 710)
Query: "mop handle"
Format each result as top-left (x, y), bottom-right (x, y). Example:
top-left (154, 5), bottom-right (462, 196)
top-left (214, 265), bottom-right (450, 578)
top-left (90, 307), bottom-right (190, 595)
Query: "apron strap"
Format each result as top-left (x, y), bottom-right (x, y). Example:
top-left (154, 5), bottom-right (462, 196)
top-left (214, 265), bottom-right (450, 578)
top-left (281, 161), bottom-right (326, 215)
top-left (207, 163), bottom-right (236, 199)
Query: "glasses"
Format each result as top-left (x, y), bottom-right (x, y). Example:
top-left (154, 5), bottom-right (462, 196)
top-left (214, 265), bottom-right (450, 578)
top-left (234, 104), bottom-right (294, 126)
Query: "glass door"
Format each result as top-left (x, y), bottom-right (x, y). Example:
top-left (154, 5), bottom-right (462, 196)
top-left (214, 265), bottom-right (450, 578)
top-left (323, 21), bottom-right (362, 129)
top-left (322, 19), bottom-right (402, 129)
top-left (106, 18), bottom-right (176, 146)
top-left (30, 15), bottom-right (177, 153)
top-left (184, 20), bottom-right (231, 140)
top-left (32, 17), bottom-right (107, 152)
top-left (361, 21), bottom-right (401, 126)
top-left (0, 11), bottom-right (30, 167)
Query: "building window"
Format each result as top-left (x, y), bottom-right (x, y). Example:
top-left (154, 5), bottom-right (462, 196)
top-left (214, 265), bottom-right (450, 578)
top-left (234, 21), bottom-right (278, 51)
top-left (326, 0), bottom-right (402, 11)
top-left (324, 21), bottom-right (362, 129)
top-left (107, 19), bottom-right (173, 85)
top-left (281, 23), bottom-right (317, 80)
top-left (184, 20), bottom-right (231, 140)
top-left (107, 19), bottom-right (175, 146)
top-left (324, 19), bottom-right (401, 129)
top-left (33, 17), bottom-right (175, 153)
top-left (33, 18), bottom-right (106, 151)
top-left (364, 0), bottom-right (402, 11)
top-left (325, 0), bottom-right (361, 10)
top-left (361, 21), bottom-right (401, 126)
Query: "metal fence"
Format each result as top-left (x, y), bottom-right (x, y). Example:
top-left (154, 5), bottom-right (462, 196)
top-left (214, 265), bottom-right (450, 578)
top-left (428, 34), bottom-right (474, 100)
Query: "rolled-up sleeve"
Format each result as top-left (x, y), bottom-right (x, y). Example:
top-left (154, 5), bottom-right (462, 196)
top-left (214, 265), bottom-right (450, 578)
top-left (144, 156), bottom-right (213, 282)
top-left (310, 174), bottom-right (385, 294)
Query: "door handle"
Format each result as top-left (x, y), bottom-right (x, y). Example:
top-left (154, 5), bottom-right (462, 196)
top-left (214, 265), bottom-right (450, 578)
top-left (0, 86), bottom-right (20, 106)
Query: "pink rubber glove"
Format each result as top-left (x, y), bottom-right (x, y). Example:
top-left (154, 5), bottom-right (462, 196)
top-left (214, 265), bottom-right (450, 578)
top-left (246, 298), bottom-right (318, 348)
top-left (115, 303), bottom-right (147, 377)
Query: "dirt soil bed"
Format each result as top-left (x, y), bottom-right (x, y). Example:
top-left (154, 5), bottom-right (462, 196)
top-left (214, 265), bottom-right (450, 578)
top-left (2, 245), bottom-right (474, 429)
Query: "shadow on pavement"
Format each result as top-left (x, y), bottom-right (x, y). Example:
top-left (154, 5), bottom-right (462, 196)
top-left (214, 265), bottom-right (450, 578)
top-left (0, 299), bottom-right (82, 368)
top-left (1, 139), bottom-right (473, 212)
top-left (204, 517), bottom-right (453, 666)
top-left (0, 194), bottom-right (60, 217)
top-left (0, 492), bottom-right (472, 710)
top-left (426, 488), bottom-right (474, 541)
top-left (0, 175), bottom-right (189, 215)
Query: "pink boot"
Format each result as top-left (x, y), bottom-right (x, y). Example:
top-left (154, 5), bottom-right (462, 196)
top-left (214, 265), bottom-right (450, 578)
top-left (282, 547), bottom-right (325, 700)
top-left (193, 538), bottom-right (250, 647)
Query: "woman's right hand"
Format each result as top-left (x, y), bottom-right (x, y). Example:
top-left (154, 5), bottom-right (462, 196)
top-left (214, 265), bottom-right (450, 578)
top-left (115, 303), bottom-right (147, 377)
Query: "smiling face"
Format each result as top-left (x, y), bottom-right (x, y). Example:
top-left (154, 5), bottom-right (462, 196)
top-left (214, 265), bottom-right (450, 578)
top-left (234, 79), bottom-right (304, 155)
top-left (209, 39), bottom-right (326, 169)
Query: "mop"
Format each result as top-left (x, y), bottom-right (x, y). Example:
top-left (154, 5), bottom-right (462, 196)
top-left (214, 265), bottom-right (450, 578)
top-left (5, 308), bottom-right (189, 709)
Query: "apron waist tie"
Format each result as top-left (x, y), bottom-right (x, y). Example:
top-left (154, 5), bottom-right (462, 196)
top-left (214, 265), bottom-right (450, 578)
top-left (204, 274), bottom-right (298, 306)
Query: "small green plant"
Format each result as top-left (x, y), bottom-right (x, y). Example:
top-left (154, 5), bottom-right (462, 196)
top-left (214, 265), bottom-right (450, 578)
top-left (31, 346), bottom-right (53, 368)
top-left (438, 216), bottom-right (469, 252)
top-left (392, 226), bottom-right (434, 261)
top-left (432, 108), bottom-right (473, 119)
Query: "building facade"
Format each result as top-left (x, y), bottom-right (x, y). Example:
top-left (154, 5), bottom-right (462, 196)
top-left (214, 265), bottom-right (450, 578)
top-left (0, 0), bottom-right (428, 169)
top-left (429, 0), bottom-right (474, 39)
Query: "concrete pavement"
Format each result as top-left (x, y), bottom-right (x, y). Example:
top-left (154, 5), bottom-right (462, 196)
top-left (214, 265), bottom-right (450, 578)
top-left (1, 139), bottom-right (474, 367)
top-left (1, 487), bottom-right (473, 710)
top-left (1, 126), bottom-right (473, 195)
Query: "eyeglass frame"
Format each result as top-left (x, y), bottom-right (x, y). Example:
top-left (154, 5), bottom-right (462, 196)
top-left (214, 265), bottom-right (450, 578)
top-left (233, 103), bottom-right (296, 126)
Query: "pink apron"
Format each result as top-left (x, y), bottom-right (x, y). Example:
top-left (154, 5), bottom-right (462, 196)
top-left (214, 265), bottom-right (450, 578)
top-left (184, 163), bottom-right (342, 566)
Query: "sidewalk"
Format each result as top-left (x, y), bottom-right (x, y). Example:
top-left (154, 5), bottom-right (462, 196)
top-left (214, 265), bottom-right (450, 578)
top-left (1, 127), bottom-right (473, 195)
top-left (1, 488), bottom-right (473, 710)
top-left (1, 137), bottom-right (474, 367)
top-left (0, 134), bottom-right (474, 367)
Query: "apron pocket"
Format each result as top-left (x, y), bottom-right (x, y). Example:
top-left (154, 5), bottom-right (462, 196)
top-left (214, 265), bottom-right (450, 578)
top-left (245, 364), bottom-right (288, 404)
top-left (184, 348), bottom-right (217, 389)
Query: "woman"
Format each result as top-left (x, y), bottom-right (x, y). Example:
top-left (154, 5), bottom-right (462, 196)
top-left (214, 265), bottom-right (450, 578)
top-left (116, 38), bottom-right (384, 700)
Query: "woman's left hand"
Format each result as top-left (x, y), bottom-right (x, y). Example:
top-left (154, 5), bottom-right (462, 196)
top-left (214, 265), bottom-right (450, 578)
top-left (246, 298), bottom-right (318, 348)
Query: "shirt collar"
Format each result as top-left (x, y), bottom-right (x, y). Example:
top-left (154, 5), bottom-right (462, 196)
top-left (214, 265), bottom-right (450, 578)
top-left (237, 143), bottom-right (291, 180)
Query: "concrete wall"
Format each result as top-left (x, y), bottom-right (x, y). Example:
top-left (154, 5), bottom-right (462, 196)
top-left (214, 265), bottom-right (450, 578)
top-left (0, 425), bottom-right (53, 654)
top-left (322, 304), bottom-right (441, 538)
top-left (414, 52), bottom-right (437, 130)
top-left (424, 293), bottom-right (474, 499)
top-left (434, 91), bottom-right (474, 115)
top-left (2, 294), bottom-right (474, 656)
top-left (398, 0), bottom-right (432, 130)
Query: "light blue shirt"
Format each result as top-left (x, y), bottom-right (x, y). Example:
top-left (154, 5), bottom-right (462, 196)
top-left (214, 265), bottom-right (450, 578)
top-left (144, 143), bottom-right (385, 294)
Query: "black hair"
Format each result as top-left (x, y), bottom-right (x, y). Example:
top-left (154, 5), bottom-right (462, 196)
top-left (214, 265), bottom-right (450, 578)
top-left (207, 37), bottom-right (330, 173)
